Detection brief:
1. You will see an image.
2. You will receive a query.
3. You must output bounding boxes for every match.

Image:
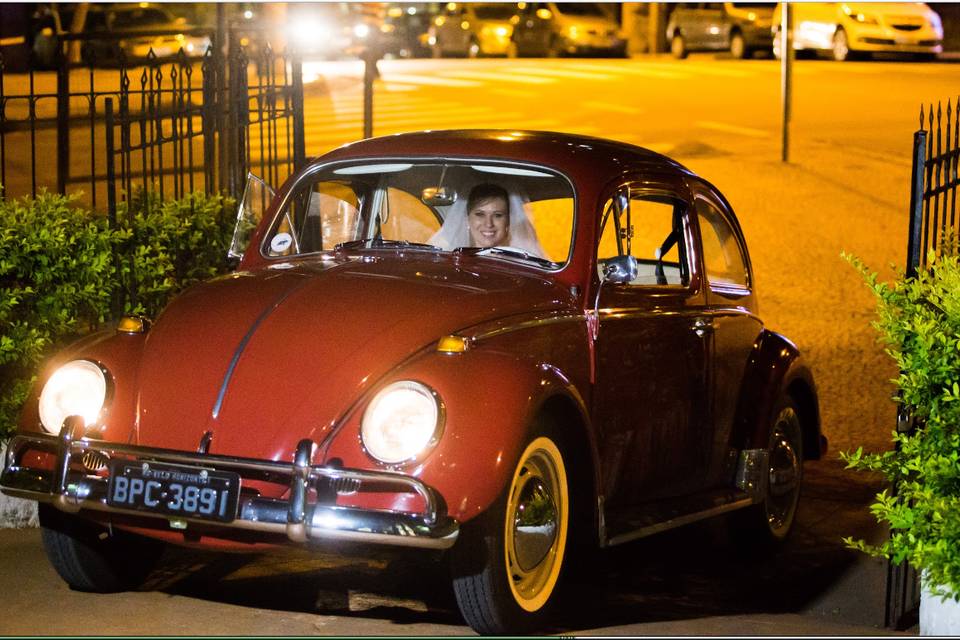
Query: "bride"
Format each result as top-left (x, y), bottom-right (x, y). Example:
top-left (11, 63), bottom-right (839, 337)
top-left (428, 183), bottom-right (546, 258)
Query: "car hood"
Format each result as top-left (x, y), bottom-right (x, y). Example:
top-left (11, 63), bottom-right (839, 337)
top-left (132, 253), bottom-right (573, 461)
top-left (844, 2), bottom-right (936, 18)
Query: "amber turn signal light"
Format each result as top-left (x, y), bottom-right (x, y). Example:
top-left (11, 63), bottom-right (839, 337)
top-left (117, 316), bottom-right (149, 334)
top-left (436, 335), bottom-right (470, 354)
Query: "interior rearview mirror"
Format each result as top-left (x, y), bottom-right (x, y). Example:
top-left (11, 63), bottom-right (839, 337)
top-left (421, 186), bottom-right (457, 207)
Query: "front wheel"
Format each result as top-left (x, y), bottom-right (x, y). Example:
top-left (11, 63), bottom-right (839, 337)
top-left (451, 435), bottom-right (570, 634)
top-left (832, 27), bottom-right (851, 61)
top-left (39, 504), bottom-right (163, 592)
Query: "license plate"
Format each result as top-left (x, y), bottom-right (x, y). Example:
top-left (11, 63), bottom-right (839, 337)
top-left (107, 461), bottom-right (240, 523)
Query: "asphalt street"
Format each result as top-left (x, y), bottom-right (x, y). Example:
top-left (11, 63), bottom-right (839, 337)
top-left (0, 458), bottom-right (906, 635)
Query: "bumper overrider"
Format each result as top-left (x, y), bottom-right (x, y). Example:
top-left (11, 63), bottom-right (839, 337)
top-left (1, 418), bottom-right (459, 550)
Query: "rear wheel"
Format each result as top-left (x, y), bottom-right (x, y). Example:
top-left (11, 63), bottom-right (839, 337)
top-left (732, 396), bottom-right (804, 546)
top-left (451, 434), bottom-right (569, 634)
top-left (39, 504), bottom-right (163, 592)
top-left (671, 34), bottom-right (688, 59)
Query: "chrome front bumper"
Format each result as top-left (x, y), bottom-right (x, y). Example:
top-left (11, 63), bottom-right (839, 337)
top-left (1, 420), bottom-right (458, 550)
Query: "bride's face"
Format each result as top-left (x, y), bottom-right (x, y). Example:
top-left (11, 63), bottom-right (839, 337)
top-left (467, 197), bottom-right (510, 248)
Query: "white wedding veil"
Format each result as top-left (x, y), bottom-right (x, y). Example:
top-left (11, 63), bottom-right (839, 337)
top-left (428, 181), bottom-right (546, 258)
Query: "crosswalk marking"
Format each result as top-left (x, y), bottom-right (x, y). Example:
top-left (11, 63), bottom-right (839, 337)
top-left (507, 65), bottom-right (616, 81)
top-left (434, 69), bottom-right (555, 84)
top-left (581, 101), bottom-right (644, 115)
top-left (695, 120), bottom-right (770, 138)
top-left (326, 104), bottom-right (497, 120)
top-left (565, 61), bottom-right (691, 79)
top-left (490, 87), bottom-right (538, 99)
top-left (381, 73), bottom-right (481, 87)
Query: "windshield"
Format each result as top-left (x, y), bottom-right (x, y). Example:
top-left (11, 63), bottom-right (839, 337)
top-left (262, 161), bottom-right (575, 268)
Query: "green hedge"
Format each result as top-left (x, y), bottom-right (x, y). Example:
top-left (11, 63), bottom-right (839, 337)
top-left (843, 251), bottom-right (960, 600)
top-left (0, 190), bottom-right (235, 440)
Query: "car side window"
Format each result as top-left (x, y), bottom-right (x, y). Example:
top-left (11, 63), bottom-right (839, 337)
top-left (597, 189), bottom-right (690, 286)
top-left (270, 180), bottom-right (362, 256)
top-left (379, 187), bottom-right (441, 244)
top-left (695, 196), bottom-right (748, 289)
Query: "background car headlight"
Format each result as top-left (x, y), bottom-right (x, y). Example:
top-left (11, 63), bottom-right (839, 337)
top-left (361, 381), bottom-right (442, 464)
top-left (38, 360), bottom-right (108, 434)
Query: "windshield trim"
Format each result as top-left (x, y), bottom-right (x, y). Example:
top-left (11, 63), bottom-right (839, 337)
top-left (258, 157), bottom-right (578, 273)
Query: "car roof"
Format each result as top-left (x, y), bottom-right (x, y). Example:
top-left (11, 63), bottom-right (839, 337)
top-left (314, 130), bottom-right (696, 189)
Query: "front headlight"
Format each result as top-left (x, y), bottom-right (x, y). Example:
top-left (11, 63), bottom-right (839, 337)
top-left (38, 360), bottom-right (109, 434)
top-left (361, 381), bottom-right (442, 464)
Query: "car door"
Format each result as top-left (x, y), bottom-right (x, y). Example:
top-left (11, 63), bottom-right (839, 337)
top-left (593, 181), bottom-right (712, 510)
top-left (691, 185), bottom-right (762, 488)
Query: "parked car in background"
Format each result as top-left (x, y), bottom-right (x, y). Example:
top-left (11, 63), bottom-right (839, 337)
top-left (80, 4), bottom-right (212, 63)
top-left (379, 3), bottom-right (437, 58)
top-left (667, 2), bottom-right (775, 59)
top-left (427, 2), bottom-right (517, 57)
top-left (510, 2), bottom-right (627, 57)
top-left (772, 2), bottom-right (943, 61)
top-left (2, 129), bottom-right (824, 634)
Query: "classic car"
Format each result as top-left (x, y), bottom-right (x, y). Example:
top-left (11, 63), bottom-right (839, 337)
top-left (1, 130), bottom-right (824, 634)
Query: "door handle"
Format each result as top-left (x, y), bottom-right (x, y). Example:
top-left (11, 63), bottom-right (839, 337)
top-left (693, 318), bottom-right (713, 338)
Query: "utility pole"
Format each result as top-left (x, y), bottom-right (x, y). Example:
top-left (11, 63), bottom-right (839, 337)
top-left (781, 2), bottom-right (794, 163)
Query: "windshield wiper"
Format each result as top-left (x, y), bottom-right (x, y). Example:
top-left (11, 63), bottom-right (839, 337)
top-left (464, 246), bottom-right (558, 268)
top-left (334, 238), bottom-right (442, 251)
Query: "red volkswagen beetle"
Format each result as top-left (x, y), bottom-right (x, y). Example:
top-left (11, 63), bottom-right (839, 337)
top-left (2, 131), bottom-right (823, 634)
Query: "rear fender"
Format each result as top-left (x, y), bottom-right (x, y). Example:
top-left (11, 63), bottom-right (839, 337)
top-left (733, 330), bottom-right (823, 460)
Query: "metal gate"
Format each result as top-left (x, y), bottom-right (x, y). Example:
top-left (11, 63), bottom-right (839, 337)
top-left (0, 28), bottom-right (304, 208)
top-left (888, 97), bottom-right (960, 630)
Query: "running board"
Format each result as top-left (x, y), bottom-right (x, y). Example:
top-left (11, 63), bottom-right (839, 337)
top-left (603, 489), bottom-right (755, 548)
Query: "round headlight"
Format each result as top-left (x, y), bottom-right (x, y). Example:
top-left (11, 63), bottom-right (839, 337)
top-left (361, 381), bottom-right (442, 464)
top-left (38, 360), bottom-right (108, 434)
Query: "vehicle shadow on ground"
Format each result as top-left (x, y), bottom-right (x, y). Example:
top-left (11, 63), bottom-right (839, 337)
top-left (147, 457), bottom-right (885, 632)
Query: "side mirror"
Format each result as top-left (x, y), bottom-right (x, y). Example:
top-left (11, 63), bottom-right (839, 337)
top-left (601, 255), bottom-right (638, 284)
top-left (228, 173), bottom-right (275, 262)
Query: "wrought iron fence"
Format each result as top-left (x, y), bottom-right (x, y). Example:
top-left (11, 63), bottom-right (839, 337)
top-left (906, 98), bottom-right (960, 276)
top-left (0, 29), bottom-right (305, 211)
top-left (887, 96), bottom-right (960, 631)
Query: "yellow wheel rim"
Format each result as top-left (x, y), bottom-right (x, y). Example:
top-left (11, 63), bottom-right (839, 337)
top-left (503, 436), bottom-right (569, 613)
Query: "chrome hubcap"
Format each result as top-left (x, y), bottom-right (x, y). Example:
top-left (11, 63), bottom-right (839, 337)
top-left (512, 478), bottom-right (558, 572)
top-left (766, 408), bottom-right (802, 536)
top-left (504, 438), bottom-right (568, 612)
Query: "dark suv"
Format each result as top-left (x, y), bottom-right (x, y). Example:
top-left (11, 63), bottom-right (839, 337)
top-left (666, 2), bottom-right (775, 59)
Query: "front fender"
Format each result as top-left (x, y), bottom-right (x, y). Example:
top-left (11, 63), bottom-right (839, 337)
top-left (733, 329), bottom-right (823, 460)
top-left (322, 348), bottom-right (592, 524)
top-left (16, 327), bottom-right (146, 441)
